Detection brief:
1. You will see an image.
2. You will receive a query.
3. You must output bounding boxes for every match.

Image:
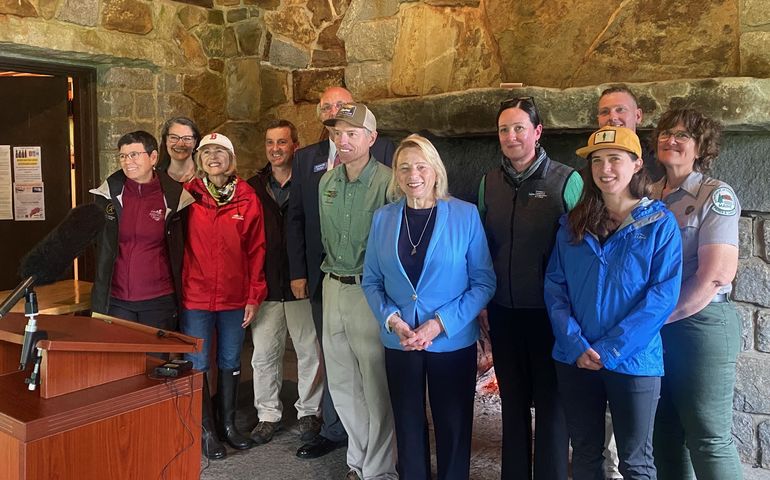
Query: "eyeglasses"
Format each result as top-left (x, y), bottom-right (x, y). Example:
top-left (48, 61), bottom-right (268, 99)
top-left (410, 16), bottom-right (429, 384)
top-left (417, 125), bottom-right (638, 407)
top-left (198, 147), bottom-right (229, 159)
top-left (500, 96), bottom-right (536, 110)
top-left (319, 101), bottom-right (346, 114)
top-left (658, 130), bottom-right (693, 143)
top-left (116, 151), bottom-right (148, 162)
top-left (167, 134), bottom-right (196, 144)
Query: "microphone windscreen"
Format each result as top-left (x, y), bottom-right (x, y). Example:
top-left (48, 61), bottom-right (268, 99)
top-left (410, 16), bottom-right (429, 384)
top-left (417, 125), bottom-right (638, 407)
top-left (18, 203), bottom-right (105, 285)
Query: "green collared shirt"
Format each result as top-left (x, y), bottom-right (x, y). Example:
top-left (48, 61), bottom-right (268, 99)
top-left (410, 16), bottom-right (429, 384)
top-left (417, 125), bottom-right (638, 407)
top-left (319, 156), bottom-right (391, 276)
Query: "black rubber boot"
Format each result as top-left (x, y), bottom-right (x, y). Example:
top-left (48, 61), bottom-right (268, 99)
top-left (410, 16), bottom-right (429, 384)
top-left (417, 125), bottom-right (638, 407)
top-left (217, 369), bottom-right (254, 450)
top-left (202, 374), bottom-right (226, 460)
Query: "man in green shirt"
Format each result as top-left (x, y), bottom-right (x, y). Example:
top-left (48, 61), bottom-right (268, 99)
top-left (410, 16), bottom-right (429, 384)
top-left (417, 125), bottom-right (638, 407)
top-left (318, 103), bottom-right (396, 480)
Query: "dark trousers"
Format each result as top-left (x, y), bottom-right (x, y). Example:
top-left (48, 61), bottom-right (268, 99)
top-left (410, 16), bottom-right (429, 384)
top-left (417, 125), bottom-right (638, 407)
top-left (653, 303), bottom-right (742, 480)
top-left (108, 293), bottom-right (177, 331)
top-left (310, 295), bottom-right (347, 442)
top-left (385, 344), bottom-right (477, 480)
top-left (487, 304), bottom-right (568, 480)
top-left (555, 362), bottom-right (660, 480)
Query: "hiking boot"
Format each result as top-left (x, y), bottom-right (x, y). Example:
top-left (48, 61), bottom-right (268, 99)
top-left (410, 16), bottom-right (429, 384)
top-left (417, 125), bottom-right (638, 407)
top-left (250, 420), bottom-right (281, 445)
top-left (297, 415), bottom-right (322, 442)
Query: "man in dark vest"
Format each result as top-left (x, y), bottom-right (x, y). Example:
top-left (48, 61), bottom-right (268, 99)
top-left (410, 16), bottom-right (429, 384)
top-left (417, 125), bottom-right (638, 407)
top-left (286, 86), bottom-right (394, 459)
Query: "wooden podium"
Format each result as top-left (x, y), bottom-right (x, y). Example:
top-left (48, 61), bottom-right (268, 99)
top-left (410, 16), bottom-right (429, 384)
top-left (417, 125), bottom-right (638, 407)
top-left (0, 313), bottom-right (204, 480)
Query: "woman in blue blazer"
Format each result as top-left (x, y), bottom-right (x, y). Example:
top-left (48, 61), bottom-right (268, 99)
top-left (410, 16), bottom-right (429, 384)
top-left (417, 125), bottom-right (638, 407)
top-left (362, 134), bottom-right (496, 480)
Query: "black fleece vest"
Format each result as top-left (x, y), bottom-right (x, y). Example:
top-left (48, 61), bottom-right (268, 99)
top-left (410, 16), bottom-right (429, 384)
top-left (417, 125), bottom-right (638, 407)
top-left (483, 157), bottom-right (573, 308)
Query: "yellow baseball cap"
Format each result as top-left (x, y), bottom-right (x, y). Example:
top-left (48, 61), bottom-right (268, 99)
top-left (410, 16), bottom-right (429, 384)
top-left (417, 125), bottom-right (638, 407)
top-left (576, 126), bottom-right (642, 158)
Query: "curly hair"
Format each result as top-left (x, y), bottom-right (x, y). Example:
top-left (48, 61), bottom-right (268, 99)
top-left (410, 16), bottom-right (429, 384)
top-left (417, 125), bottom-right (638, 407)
top-left (654, 108), bottom-right (722, 172)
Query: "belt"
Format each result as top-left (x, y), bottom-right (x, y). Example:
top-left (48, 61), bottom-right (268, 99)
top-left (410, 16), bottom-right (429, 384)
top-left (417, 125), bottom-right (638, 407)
top-left (329, 273), bottom-right (361, 285)
top-left (711, 293), bottom-right (729, 303)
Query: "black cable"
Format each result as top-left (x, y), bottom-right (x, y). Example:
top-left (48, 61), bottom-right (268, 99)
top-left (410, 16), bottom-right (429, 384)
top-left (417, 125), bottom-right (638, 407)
top-left (158, 376), bottom-right (196, 479)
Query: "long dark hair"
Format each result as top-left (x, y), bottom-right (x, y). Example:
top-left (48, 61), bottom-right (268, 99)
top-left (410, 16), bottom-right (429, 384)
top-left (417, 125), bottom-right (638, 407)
top-left (568, 152), bottom-right (650, 243)
top-left (157, 116), bottom-right (201, 171)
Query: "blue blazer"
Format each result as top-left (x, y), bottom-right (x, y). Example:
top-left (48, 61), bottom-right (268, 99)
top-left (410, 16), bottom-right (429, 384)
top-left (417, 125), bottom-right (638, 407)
top-left (362, 197), bottom-right (496, 352)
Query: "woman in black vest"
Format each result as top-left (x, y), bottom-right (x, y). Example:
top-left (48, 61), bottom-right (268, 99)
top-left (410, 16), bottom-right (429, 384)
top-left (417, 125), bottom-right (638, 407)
top-left (478, 97), bottom-right (583, 480)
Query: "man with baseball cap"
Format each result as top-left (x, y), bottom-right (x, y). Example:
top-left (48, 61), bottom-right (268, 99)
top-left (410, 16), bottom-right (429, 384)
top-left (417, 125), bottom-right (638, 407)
top-left (287, 87), bottom-right (394, 461)
top-left (317, 103), bottom-right (396, 480)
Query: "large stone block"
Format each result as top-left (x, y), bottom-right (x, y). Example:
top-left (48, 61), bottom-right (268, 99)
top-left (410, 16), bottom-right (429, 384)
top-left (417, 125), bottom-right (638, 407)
top-left (760, 420), bottom-right (770, 469)
top-left (763, 217), bottom-right (770, 263)
top-left (313, 19), bottom-right (346, 67)
top-left (259, 65), bottom-right (288, 114)
top-left (57, 0), bottom-right (98, 26)
top-left (758, 311), bottom-right (770, 353)
top-left (269, 37), bottom-right (310, 69)
top-left (272, 102), bottom-right (324, 148)
top-left (0, 0), bottom-right (37, 17)
top-left (217, 121), bottom-right (261, 174)
top-left (292, 68), bottom-right (345, 103)
top-left (178, 5), bottom-right (208, 29)
top-left (308, 0), bottom-right (334, 27)
top-left (134, 91), bottom-right (155, 120)
top-left (739, 216), bottom-right (754, 259)
top-left (712, 135), bottom-right (770, 213)
top-left (209, 58), bottom-right (225, 72)
top-left (264, 5), bottom-right (316, 47)
top-left (734, 258), bottom-right (770, 307)
top-left (742, 0), bottom-right (770, 29)
top-left (486, 0), bottom-right (738, 88)
top-left (312, 49), bottom-right (346, 68)
top-left (98, 90), bottom-right (133, 118)
top-left (226, 58), bottom-right (261, 120)
top-left (38, 0), bottom-right (57, 19)
top-left (226, 8), bottom-right (249, 23)
top-left (345, 18), bottom-right (396, 62)
top-left (99, 118), bottom-right (154, 151)
top-left (339, 0), bottom-right (398, 39)
top-left (736, 304), bottom-right (756, 352)
top-left (101, 67), bottom-right (155, 90)
top-left (102, 0), bottom-right (153, 35)
top-left (741, 32), bottom-right (770, 78)
top-left (733, 411), bottom-right (757, 464)
top-left (183, 71), bottom-right (226, 115)
top-left (345, 62), bottom-right (391, 101)
top-left (173, 24), bottom-right (208, 68)
top-left (391, 4), bottom-right (501, 96)
top-left (734, 352), bottom-right (770, 414)
top-left (234, 19), bottom-right (263, 56)
top-left (196, 25), bottom-right (225, 57)
top-left (224, 26), bottom-right (238, 57)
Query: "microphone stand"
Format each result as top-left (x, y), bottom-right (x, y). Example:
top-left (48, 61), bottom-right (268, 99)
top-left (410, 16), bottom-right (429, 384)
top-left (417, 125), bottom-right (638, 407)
top-left (18, 288), bottom-right (47, 390)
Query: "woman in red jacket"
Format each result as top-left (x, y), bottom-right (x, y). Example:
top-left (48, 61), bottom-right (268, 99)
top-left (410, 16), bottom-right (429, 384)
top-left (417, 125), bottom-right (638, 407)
top-left (181, 133), bottom-right (267, 459)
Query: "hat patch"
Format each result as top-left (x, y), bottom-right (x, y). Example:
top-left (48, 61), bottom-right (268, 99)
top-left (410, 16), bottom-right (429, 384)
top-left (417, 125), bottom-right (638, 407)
top-left (595, 130), bottom-right (617, 144)
top-left (711, 186), bottom-right (737, 216)
top-left (337, 105), bottom-right (356, 118)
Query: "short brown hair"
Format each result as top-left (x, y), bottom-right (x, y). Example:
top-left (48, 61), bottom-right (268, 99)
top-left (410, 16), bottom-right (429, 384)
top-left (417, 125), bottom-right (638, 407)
top-left (654, 108), bottom-right (721, 172)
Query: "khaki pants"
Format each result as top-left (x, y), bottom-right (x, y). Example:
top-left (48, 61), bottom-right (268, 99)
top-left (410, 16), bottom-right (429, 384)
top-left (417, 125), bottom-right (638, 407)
top-left (250, 299), bottom-right (323, 422)
top-left (322, 276), bottom-right (397, 480)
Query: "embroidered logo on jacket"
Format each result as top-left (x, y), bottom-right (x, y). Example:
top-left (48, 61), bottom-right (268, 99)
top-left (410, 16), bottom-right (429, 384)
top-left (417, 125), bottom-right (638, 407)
top-left (711, 187), bottom-right (737, 216)
top-left (313, 163), bottom-right (327, 173)
top-left (149, 209), bottom-right (163, 222)
top-left (529, 190), bottom-right (548, 199)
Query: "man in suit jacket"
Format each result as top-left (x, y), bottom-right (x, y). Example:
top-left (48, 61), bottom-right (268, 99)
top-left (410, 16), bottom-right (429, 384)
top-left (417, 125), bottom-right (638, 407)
top-left (286, 86), bottom-right (395, 459)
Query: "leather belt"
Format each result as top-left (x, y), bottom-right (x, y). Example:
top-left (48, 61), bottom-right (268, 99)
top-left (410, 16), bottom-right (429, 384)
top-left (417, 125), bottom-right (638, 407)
top-left (711, 293), bottom-right (729, 303)
top-left (329, 273), bottom-right (360, 285)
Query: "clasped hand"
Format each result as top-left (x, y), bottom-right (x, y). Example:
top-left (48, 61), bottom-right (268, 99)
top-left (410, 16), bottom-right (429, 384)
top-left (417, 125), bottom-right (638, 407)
top-left (390, 316), bottom-right (442, 351)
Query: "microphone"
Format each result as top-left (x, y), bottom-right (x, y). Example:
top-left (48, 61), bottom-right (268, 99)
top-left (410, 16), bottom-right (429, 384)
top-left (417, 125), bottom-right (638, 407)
top-left (18, 202), bottom-right (105, 285)
top-left (10, 203), bottom-right (105, 372)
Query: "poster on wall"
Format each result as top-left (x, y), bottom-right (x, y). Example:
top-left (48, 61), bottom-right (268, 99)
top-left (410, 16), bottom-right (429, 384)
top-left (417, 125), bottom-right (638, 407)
top-left (13, 183), bottom-right (45, 221)
top-left (0, 145), bottom-right (12, 220)
top-left (13, 146), bottom-right (43, 183)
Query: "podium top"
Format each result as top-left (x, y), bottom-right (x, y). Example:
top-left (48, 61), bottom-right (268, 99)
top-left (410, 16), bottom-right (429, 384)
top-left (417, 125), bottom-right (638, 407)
top-left (0, 313), bottom-right (201, 354)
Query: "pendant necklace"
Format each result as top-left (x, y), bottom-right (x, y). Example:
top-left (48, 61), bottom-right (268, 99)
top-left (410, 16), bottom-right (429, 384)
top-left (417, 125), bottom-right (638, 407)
top-left (404, 203), bottom-right (435, 255)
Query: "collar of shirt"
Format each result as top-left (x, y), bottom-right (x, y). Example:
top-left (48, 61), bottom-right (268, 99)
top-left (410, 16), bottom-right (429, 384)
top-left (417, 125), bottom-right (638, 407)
top-left (330, 155), bottom-right (379, 186)
top-left (327, 139), bottom-right (337, 170)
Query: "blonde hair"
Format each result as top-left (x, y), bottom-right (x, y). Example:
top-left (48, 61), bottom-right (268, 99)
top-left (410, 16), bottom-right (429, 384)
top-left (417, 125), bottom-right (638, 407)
top-left (387, 134), bottom-right (449, 202)
top-left (194, 146), bottom-right (238, 179)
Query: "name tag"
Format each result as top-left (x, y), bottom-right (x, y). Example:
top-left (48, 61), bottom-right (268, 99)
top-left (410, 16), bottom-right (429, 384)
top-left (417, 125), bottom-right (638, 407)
top-left (313, 163), bottom-right (327, 173)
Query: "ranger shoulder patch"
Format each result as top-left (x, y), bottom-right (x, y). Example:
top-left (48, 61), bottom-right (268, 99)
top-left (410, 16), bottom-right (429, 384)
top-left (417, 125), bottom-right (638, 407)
top-left (711, 186), bottom-right (737, 216)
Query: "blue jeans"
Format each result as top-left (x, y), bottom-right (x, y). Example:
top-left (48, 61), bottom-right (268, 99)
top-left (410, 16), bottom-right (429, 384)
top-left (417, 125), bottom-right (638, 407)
top-left (181, 309), bottom-right (246, 372)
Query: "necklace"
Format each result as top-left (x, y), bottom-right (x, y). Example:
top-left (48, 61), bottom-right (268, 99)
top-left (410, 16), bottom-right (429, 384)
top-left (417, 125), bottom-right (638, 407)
top-left (404, 204), bottom-right (435, 256)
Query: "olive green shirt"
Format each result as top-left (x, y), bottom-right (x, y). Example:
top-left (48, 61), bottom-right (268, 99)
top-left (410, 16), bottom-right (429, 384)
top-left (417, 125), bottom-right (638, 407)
top-left (319, 156), bottom-right (391, 276)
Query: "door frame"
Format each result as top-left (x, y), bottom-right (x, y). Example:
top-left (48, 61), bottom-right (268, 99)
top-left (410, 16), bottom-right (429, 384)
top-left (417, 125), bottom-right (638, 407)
top-left (0, 57), bottom-right (99, 280)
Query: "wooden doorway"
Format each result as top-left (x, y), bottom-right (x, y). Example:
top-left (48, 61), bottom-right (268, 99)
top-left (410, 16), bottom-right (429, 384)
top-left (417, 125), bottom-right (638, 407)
top-left (0, 59), bottom-right (98, 290)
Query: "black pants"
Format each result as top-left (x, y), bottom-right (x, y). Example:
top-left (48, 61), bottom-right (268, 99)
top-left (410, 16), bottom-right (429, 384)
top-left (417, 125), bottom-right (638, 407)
top-left (555, 362), bottom-right (660, 480)
top-left (488, 304), bottom-right (568, 480)
top-left (385, 344), bottom-right (477, 480)
top-left (310, 296), bottom-right (347, 442)
top-left (108, 293), bottom-right (177, 331)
